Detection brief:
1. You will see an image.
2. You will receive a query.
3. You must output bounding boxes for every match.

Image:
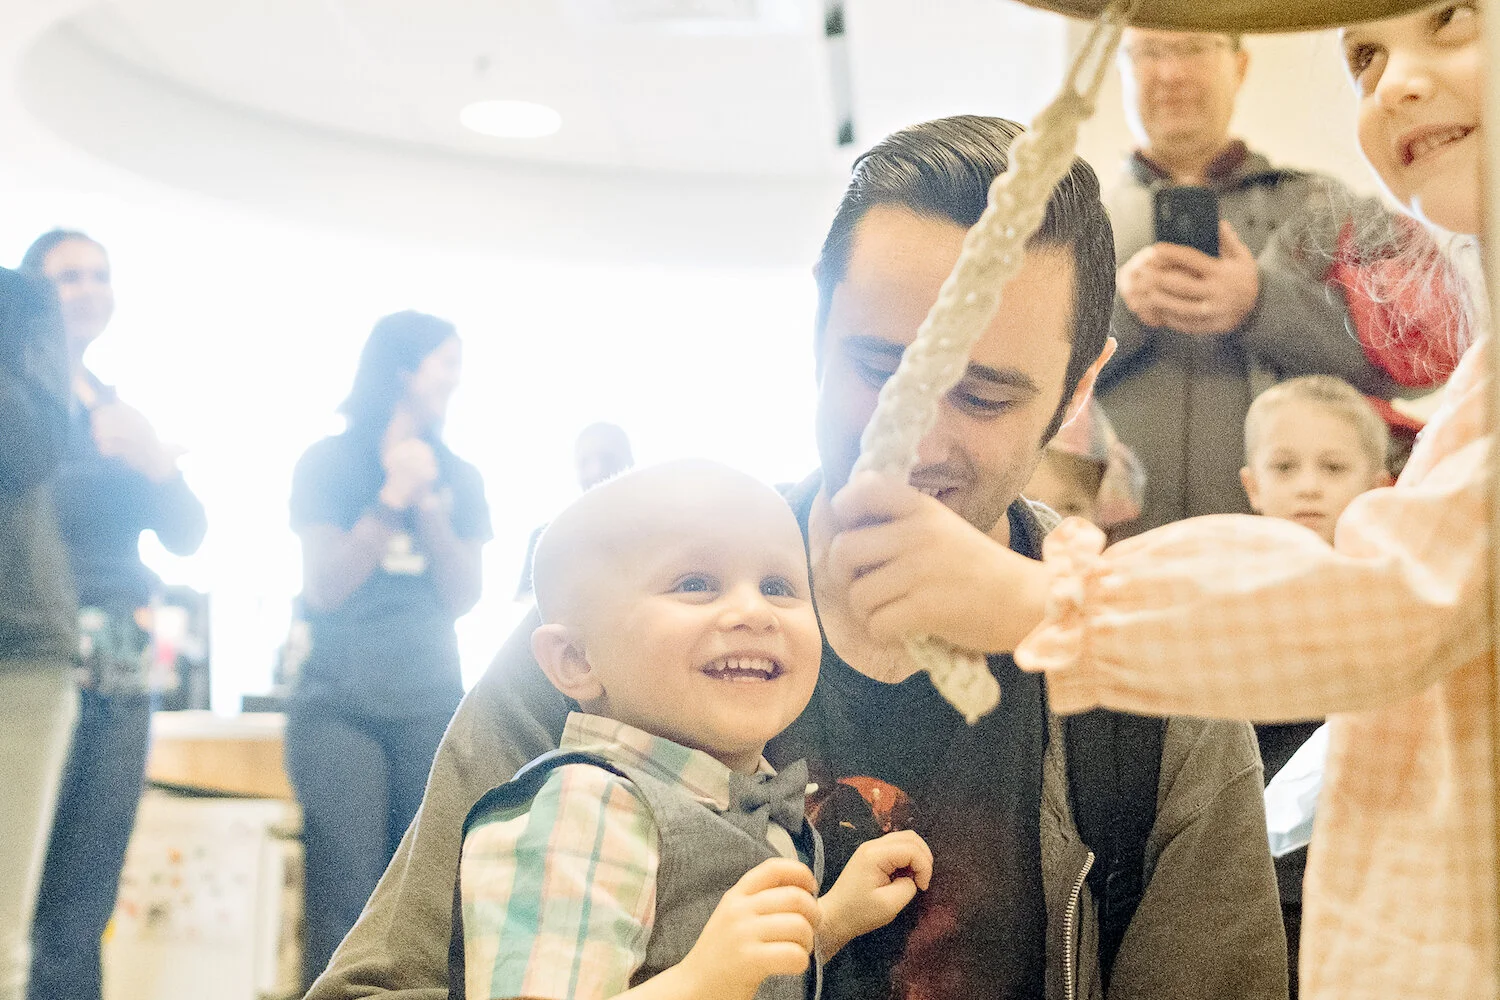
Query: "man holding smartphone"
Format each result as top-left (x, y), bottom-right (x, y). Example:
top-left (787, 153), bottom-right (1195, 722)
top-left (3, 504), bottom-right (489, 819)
top-left (1099, 27), bottom-right (1408, 540)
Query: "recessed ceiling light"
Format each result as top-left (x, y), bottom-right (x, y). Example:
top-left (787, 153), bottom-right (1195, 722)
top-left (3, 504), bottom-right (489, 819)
top-left (460, 100), bottom-right (562, 139)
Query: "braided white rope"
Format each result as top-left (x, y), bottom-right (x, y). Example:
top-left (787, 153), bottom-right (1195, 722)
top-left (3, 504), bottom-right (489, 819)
top-left (851, 0), bottom-right (1134, 724)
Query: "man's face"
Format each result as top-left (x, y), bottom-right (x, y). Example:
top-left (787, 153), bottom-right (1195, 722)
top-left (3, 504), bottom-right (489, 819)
top-left (1120, 28), bottom-right (1247, 154)
top-left (815, 206), bottom-right (1082, 538)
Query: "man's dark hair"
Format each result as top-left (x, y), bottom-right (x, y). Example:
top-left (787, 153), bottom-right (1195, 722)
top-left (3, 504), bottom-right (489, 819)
top-left (813, 115), bottom-right (1115, 439)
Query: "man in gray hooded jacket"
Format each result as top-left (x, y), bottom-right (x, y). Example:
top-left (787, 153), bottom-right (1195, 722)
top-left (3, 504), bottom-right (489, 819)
top-left (1100, 27), bottom-right (1406, 539)
top-left (308, 116), bottom-right (1287, 1000)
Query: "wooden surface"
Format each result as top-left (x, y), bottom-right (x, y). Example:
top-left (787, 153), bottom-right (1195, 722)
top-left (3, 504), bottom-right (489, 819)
top-left (146, 712), bottom-right (295, 800)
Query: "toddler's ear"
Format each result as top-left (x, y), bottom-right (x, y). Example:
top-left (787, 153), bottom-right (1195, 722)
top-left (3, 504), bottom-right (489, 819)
top-left (533, 624), bottom-right (604, 702)
top-left (1240, 466), bottom-right (1263, 512)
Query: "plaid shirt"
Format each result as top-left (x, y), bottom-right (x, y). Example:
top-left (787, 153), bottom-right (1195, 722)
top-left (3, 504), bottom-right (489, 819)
top-left (460, 713), bottom-right (796, 1000)
top-left (1019, 338), bottom-right (1496, 1000)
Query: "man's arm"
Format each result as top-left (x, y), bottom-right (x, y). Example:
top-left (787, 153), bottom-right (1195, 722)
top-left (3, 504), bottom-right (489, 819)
top-left (1107, 717), bottom-right (1289, 1000)
top-left (144, 472), bottom-right (208, 556)
top-left (1242, 185), bottom-right (1407, 398)
top-left (306, 607), bottom-right (572, 999)
top-left (1243, 258), bottom-right (1405, 397)
top-left (0, 271), bottom-right (69, 494)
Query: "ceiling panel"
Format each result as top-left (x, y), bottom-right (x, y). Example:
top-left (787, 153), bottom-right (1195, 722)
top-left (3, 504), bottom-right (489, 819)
top-left (70, 0), bottom-right (846, 175)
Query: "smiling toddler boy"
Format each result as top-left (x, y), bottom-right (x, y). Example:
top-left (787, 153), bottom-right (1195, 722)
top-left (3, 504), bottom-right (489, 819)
top-left (455, 460), bottom-right (931, 1000)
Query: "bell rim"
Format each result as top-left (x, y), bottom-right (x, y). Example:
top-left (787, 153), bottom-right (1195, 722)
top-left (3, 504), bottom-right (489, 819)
top-left (1016, 0), bottom-right (1439, 33)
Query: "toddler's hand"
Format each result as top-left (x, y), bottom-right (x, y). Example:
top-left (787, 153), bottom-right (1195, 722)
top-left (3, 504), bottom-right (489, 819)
top-left (817, 830), bottom-right (932, 958)
top-left (674, 858), bottom-right (819, 1000)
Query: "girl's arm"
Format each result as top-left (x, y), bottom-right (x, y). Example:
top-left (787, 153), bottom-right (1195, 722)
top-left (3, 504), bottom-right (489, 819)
top-left (1017, 340), bottom-right (1491, 722)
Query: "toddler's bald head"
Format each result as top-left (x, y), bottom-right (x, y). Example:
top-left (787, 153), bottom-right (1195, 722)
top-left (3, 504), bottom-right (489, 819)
top-left (532, 460), bottom-right (805, 628)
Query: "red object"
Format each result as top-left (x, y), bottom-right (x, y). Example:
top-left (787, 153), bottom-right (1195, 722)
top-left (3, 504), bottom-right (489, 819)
top-left (1362, 395), bottom-right (1426, 436)
top-left (1326, 219), bottom-right (1464, 393)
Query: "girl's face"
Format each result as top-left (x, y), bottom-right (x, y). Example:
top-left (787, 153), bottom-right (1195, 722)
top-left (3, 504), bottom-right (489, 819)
top-left (403, 335), bottom-right (462, 429)
top-left (1344, 3), bottom-right (1483, 236)
top-left (41, 239), bottom-right (115, 352)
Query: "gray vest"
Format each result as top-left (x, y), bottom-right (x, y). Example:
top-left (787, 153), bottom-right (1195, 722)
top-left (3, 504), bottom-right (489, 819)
top-left (452, 750), bottom-right (825, 1000)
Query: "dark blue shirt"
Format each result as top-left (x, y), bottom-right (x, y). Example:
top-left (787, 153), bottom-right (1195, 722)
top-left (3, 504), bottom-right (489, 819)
top-left (52, 378), bottom-right (206, 614)
top-left (289, 431), bottom-right (491, 719)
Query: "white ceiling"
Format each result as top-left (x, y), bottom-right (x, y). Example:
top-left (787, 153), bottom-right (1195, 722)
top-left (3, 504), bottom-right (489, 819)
top-left (54, 0), bottom-right (1072, 179)
top-left (2, 0), bottom-right (1373, 266)
top-left (67, 0), bottom-right (845, 177)
top-left (4, 0), bottom-right (1073, 264)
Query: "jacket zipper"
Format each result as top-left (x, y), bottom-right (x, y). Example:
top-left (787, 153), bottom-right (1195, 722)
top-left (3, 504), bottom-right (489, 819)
top-left (1063, 850), bottom-right (1095, 1000)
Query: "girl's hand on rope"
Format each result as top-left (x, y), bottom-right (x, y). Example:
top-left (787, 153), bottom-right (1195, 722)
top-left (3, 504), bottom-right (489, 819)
top-left (826, 471), bottom-right (1051, 653)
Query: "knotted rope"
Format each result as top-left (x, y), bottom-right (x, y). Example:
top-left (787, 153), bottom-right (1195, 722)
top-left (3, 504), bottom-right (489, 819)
top-left (851, 0), bottom-right (1134, 724)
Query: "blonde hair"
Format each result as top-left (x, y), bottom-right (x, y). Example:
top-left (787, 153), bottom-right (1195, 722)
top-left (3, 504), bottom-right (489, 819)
top-left (1244, 376), bottom-right (1390, 471)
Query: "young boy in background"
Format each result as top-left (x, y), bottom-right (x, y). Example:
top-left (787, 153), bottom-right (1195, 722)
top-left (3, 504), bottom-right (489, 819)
top-left (1241, 375), bottom-right (1392, 548)
top-left (1239, 374), bottom-right (1391, 1000)
top-left (455, 460), bottom-right (931, 1000)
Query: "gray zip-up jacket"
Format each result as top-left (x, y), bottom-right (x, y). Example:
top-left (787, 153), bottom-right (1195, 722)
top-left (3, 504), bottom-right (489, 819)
top-left (0, 267), bottom-right (75, 667)
top-left (1100, 144), bottom-right (1406, 539)
top-left (307, 507), bottom-right (1286, 1000)
top-left (1039, 709), bottom-right (1286, 1000)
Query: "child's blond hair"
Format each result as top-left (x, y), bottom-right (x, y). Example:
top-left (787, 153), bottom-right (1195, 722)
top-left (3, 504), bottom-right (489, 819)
top-left (1244, 376), bottom-right (1390, 472)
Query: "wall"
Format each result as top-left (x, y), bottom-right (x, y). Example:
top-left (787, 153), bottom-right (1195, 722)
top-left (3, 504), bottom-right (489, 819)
top-left (1072, 26), bottom-right (1380, 198)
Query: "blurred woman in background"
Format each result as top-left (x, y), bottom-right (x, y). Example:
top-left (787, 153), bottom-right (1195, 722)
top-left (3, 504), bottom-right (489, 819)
top-left (287, 310), bottom-right (490, 990)
top-left (20, 229), bottom-right (207, 1000)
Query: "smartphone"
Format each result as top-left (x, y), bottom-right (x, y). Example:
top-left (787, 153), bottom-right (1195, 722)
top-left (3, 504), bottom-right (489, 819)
top-left (1153, 186), bottom-right (1220, 257)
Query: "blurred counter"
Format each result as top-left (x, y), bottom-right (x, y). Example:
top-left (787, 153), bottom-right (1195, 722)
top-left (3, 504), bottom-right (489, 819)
top-left (147, 711), bottom-right (293, 800)
top-left (108, 711), bottom-right (302, 1000)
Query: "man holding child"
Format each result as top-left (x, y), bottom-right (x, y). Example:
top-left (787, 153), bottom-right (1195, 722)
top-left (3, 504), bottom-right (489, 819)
top-left (308, 116), bottom-right (1287, 1000)
top-left (456, 461), bottom-right (935, 999)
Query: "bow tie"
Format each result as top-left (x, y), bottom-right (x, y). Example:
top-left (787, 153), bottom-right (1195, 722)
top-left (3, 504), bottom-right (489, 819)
top-left (727, 759), bottom-right (811, 835)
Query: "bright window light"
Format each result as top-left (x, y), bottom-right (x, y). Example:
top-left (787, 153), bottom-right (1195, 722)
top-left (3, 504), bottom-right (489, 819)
top-left (3, 185), bottom-right (817, 713)
top-left (459, 100), bottom-right (563, 139)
